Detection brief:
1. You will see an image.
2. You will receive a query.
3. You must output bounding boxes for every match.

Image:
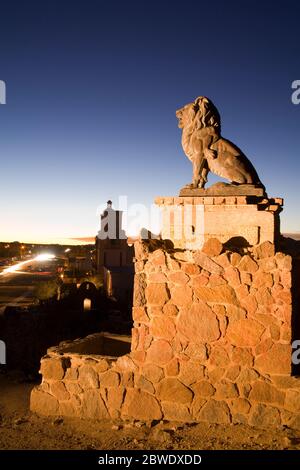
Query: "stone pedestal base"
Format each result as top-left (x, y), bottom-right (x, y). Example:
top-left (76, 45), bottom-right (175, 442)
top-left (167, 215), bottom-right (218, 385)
top-left (179, 183), bottom-right (266, 197)
top-left (155, 195), bottom-right (283, 250)
top-left (30, 240), bottom-right (299, 429)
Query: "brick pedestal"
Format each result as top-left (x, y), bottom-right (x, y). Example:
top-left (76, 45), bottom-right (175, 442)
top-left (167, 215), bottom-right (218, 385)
top-left (155, 196), bottom-right (283, 250)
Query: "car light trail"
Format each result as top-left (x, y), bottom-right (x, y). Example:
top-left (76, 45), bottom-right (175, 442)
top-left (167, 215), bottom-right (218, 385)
top-left (0, 253), bottom-right (56, 276)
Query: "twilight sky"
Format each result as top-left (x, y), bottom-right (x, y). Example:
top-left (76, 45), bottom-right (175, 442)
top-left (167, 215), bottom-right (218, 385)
top-left (0, 0), bottom-right (299, 244)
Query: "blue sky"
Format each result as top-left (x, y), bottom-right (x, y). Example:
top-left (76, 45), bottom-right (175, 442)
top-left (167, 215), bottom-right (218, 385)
top-left (0, 0), bottom-right (299, 243)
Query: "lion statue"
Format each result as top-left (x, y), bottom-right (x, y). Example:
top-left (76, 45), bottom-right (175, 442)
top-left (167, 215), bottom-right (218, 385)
top-left (176, 96), bottom-right (263, 189)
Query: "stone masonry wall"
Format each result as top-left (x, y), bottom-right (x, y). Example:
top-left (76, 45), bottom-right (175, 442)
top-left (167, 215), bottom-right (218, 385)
top-left (31, 239), bottom-right (300, 429)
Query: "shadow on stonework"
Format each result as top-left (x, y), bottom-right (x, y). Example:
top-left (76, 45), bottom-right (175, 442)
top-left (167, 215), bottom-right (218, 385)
top-left (223, 236), bottom-right (251, 254)
top-left (292, 256), bottom-right (300, 375)
top-left (279, 236), bottom-right (300, 376)
top-left (139, 228), bottom-right (174, 252)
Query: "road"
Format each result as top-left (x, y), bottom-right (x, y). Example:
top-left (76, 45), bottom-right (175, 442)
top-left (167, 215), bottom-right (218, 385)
top-left (0, 261), bottom-right (57, 314)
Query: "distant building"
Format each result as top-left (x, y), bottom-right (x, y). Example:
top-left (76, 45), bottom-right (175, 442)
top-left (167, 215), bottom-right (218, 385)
top-left (95, 201), bottom-right (134, 303)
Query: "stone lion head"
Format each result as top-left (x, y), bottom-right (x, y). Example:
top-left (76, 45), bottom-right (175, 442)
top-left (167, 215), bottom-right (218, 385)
top-left (176, 96), bottom-right (221, 132)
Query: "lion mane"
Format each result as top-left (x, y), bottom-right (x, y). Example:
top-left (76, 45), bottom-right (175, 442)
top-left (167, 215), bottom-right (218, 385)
top-left (176, 96), bottom-right (220, 162)
top-left (193, 96), bottom-right (221, 132)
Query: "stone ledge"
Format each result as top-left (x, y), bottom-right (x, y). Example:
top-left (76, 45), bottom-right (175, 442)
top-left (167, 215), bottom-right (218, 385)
top-left (155, 196), bottom-right (283, 208)
top-left (179, 183), bottom-right (266, 197)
